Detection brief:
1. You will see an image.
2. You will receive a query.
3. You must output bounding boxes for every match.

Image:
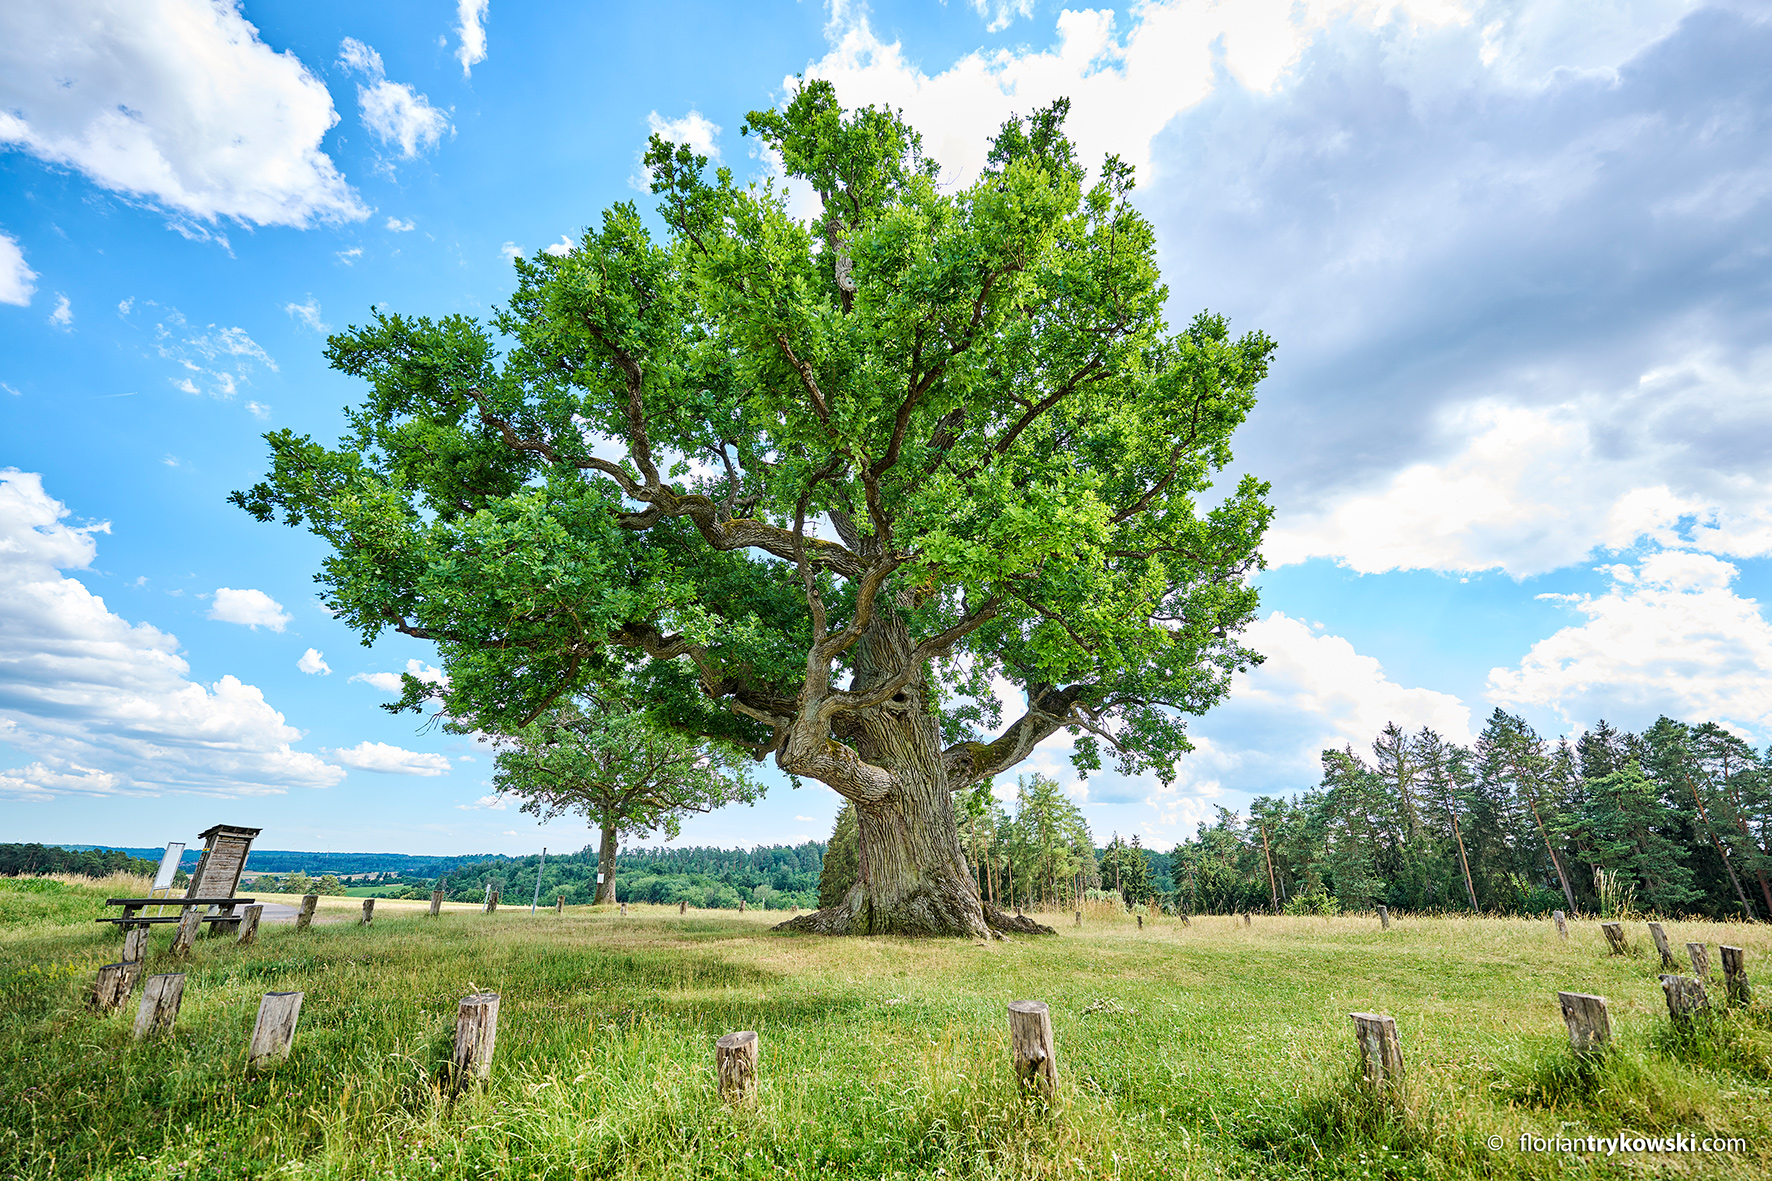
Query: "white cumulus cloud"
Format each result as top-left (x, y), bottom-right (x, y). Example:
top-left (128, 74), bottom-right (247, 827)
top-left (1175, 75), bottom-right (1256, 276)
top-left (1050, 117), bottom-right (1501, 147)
top-left (385, 217), bottom-right (415, 232)
top-left (0, 233), bottom-right (36, 306)
top-left (542, 235), bottom-right (573, 257)
top-left (0, 0), bottom-right (366, 229)
top-left (456, 0), bottom-right (489, 76)
top-left (0, 469), bottom-right (343, 800)
top-left (1489, 551), bottom-right (1772, 733)
top-left (47, 294), bottom-right (71, 330)
top-left (634, 109), bottom-right (721, 190)
top-left (208, 587), bottom-right (291, 631)
top-left (350, 659), bottom-right (447, 693)
top-left (325, 740), bottom-right (451, 776)
top-left (296, 648), bottom-right (331, 675)
top-left (338, 38), bottom-right (453, 160)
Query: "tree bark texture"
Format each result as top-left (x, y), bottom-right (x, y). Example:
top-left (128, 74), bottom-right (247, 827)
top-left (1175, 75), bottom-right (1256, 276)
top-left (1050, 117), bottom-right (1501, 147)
top-left (430, 889), bottom-right (444, 917)
top-left (1601, 922), bottom-right (1627, 955)
top-left (715, 1030), bottom-right (760, 1104)
top-left (759, 592), bottom-right (1059, 940)
top-left (122, 924), bottom-right (149, 963)
top-left (171, 907), bottom-right (202, 956)
top-left (596, 822), bottom-right (619, 905)
top-left (1688, 942), bottom-right (1711, 979)
top-left (1659, 974), bottom-right (1709, 1030)
top-left (1007, 1000), bottom-right (1057, 1098)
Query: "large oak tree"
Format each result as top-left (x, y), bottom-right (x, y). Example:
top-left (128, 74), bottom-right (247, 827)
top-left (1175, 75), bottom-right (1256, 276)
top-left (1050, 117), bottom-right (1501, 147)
top-left (234, 86), bottom-right (1275, 938)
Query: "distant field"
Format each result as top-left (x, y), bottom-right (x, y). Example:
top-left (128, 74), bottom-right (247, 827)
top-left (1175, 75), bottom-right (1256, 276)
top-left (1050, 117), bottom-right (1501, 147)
top-left (2, 876), bottom-right (1769, 1180)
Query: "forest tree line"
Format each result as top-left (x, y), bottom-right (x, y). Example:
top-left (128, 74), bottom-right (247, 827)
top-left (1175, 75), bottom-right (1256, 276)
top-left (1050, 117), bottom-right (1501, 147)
top-left (1175, 710), bottom-right (1772, 920)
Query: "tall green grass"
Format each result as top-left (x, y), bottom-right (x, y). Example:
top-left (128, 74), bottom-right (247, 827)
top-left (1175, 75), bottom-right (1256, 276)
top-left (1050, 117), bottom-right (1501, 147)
top-left (1, 882), bottom-right (1768, 1179)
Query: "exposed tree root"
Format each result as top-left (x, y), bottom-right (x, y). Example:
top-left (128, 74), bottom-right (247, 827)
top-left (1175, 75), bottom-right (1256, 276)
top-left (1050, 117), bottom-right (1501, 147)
top-left (771, 887), bottom-right (1055, 938)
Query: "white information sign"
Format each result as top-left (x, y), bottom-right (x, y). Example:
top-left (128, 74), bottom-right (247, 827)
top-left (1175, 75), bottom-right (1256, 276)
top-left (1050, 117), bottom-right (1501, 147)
top-left (152, 842), bottom-right (185, 891)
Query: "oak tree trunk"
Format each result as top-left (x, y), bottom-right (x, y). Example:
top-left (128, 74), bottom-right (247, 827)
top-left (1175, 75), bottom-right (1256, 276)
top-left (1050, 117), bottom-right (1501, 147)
top-left (595, 821), bottom-right (618, 905)
top-left (775, 622), bottom-right (1051, 939)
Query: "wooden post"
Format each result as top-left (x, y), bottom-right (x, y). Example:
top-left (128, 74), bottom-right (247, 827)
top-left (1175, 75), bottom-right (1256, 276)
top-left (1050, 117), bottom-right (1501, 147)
top-left (555, 895), bottom-right (564, 915)
top-left (1377, 906), bottom-right (1390, 930)
top-left (429, 889), bottom-right (444, 917)
top-left (1007, 1000), bottom-right (1057, 1098)
top-left (1242, 912), bottom-right (1252, 928)
top-left (1721, 946), bottom-right (1750, 1006)
top-left (715, 1030), bottom-right (760, 1104)
top-left (1074, 910), bottom-right (1081, 927)
top-left (679, 899), bottom-right (687, 915)
top-left (172, 907), bottom-right (202, 956)
top-left (133, 973), bottom-right (186, 1039)
top-left (360, 898), bottom-right (375, 926)
top-left (122, 924), bottom-right (149, 963)
top-left (1136, 914), bottom-right (1143, 929)
top-left (1660, 974), bottom-right (1710, 1030)
top-left (451, 993), bottom-right (500, 1094)
top-left (1601, 922), bottom-right (1627, 955)
top-left (484, 890), bottom-right (499, 914)
top-left (1687, 942), bottom-right (1710, 979)
top-left (92, 962), bottom-right (142, 1014)
top-left (1646, 922), bottom-right (1676, 970)
top-left (237, 904), bottom-right (263, 947)
top-left (1180, 914), bottom-right (1190, 927)
top-left (246, 992), bottom-right (304, 1069)
top-left (1552, 910), bottom-right (1568, 941)
top-left (738, 899), bottom-right (745, 913)
top-left (296, 894), bottom-right (317, 931)
top-left (1349, 1013), bottom-right (1404, 1099)
top-left (620, 903), bottom-right (627, 917)
top-left (1557, 992), bottom-right (1611, 1055)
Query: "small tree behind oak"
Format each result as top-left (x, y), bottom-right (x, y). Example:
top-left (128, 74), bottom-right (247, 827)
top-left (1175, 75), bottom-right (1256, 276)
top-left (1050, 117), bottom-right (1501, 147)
top-left (491, 699), bottom-right (760, 904)
top-left (232, 84), bottom-right (1274, 938)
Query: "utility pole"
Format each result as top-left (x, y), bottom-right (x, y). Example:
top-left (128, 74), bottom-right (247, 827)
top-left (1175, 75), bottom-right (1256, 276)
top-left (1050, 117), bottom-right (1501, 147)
top-left (530, 847), bottom-right (546, 914)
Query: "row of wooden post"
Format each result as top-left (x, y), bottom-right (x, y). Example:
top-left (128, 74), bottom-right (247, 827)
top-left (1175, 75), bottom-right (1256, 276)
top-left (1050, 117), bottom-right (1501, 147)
top-left (91, 964), bottom-right (304, 1066)
top-left (1598, 921), bottom-right (1753, 1005)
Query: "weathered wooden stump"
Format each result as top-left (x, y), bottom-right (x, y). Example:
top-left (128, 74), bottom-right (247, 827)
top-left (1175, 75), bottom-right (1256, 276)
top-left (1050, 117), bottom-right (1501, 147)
top-left (715, 1030), bottom-right (760, 1104)
top-left (679, 899), bottom-right (687, 915)
top-left (738, 899), bottom-right (745, 913)
top-left (171, 907), bottom-right (202, 957)
top-left (451, 993), bottom-right (500, 1094)
top-left (1377, 906), bottom-right (1390, 930)
top-left (1557, 992), bottom-right (1611, 1055)
top-left (1007, 999), bottom-right (1057, 1098)
top-left (1552, 910), bottom-right (1568, 941)
top-left (1074, 910), bottom-right (1081, 927)
top-left (1721, 946), bottom-right (1750, 1006)
top-left (1601, 922), bottom-right (1627, 955)
top-left (620, 903), bottom-right (627, 917)
top-left (1350, 1012), bottom-right (1404, 1100)
top-left (360, 898), bottom-right (375, 926)
top-left (1180, 914), bottom-right (1191, 927)
top-left (92, 961), bottom-right (142, 1014)
top-left (122, 924), bottom-right (150, 963)
top-left (1659, 974), bottom-right (1710, 1031)
top-left (235, 904), bottom-right (263, 947)
top-left (1242, 912), bottom-right (1252, 928)
top-left (555, 895), bottom-right (564, 915)
top-left (429, 889), bottom-right (444, 917)
top-left (247, 992), bottom-right (304, 1069)
top-left (1687, 942), bottom-right (1710, 979)
top-left (1646, 922), bottom-right (1676, 970)
top-left (296, 894), bottom-right (318, 931)
top-left (1136, 914), bottom-right (1143, 929)
top-left (134, 973), bottom-right (186, 1040)
top-left (484, 890), bottom-right (500, 914)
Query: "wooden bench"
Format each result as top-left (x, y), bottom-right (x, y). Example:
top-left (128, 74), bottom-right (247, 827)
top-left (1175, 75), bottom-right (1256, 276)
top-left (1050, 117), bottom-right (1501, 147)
top-left (99, 897), bottom-right (258, 927)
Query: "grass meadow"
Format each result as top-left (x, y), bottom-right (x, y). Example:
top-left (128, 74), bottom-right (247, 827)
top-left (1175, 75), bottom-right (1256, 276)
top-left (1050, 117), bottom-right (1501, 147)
top-left (2, 875), bottom-right (1770, 1180)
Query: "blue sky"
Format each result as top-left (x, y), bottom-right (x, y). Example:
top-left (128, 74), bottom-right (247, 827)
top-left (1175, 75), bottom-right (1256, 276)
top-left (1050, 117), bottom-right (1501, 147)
top-left (3, 0), bottom-right (1770, 859)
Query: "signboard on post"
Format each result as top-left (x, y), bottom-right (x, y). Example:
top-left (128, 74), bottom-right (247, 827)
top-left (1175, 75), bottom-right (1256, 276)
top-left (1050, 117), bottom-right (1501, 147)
top-left (152, 843), bottom-right (186, 892)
